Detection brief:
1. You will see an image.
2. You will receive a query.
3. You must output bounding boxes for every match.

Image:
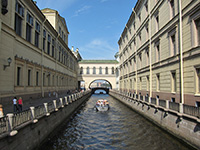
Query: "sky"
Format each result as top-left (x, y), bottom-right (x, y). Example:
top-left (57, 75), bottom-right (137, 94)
top-left (35, 0), bottom-right (137, 60)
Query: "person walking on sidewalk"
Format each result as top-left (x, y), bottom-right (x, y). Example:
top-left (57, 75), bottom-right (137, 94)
top-left (0, 104), bottom-right (4, 118)
top-left (13, 97), bottom-right (18, 113)
top-left (18, 97), bottom-right (23, 112)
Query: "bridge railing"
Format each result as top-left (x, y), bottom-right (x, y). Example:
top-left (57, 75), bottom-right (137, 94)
top-left (0, 90), bottom-right (91, 136)
top-left (110, 90), bottom-right (200, 119)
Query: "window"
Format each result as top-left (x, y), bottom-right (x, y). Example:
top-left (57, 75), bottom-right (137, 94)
top-left (35, 21), bottom-right (40, 47)
top-left (139, 32), bottom-right (141, 46)
top-left (28, 69), bottom-right (31, 86)
top-left (43, 73), bottom-right (45, 86)
top-left (15, 1), bottom-right (24, 36)
top-left (196, 68), bottom-right (200, 93)
top-left (47, 35), bottom-right (51, 55)
top-left (146, 48), bottom-right (149, 66)
top-left (171, 34), bottom-right (176, 56)
top-left (130, 79), bottom-right (132, 89)
top-left (26, 12), bottom-right (33, 42)
top-left (17, 66), bottom-right (21, 86)
top-left (99, 67), bottom-right (102, 74)
top-left (139, 77), bottom-right (142, 90)
top-left (146, 76), bottom-right (149, 91)
top-left (195, 18), bottom-right (200, 46)
top-left (52, 39), bottom-right (55, 57)
top-left (59, 27), bottom-right (61, 35)
top-left (112, 67), bottom-right (115, 74)
top-left (52, 75), bottom-right (55, 86)
top-left (145, 1), bottom-right (148, 14)
top-left (43, 30), bottom-right (46, 51)
top-left (105, 67), bottom-right (108, 74)
top-left (155, 40), bottom-right (160, 62)
top-left (87, 67), bottom-right (90, 74)
top-left (171, 71), bottom-right (176, 92)
top-left (146, 24), bottom-right (149, 40)
top-left (47, 73), bottom-right (50, 86)
top-left (139, 53), bottom-right (142, 69)
top-left (36, 71), bottom-right (39, 86)
top-left (59, 46), bottom-right (61, 62)
top-left (80, 67), bottom-right (83, 74)
top-left (156, 74), bottom-right (160, 91)
top-left (138, 13), bottom-right (141, 23)
top-left (93, 67), bottom-right (96, 74)
top-left (155, 12), bottom-right (159, 32)
top-left (170, 0), bottom-right (175, 18)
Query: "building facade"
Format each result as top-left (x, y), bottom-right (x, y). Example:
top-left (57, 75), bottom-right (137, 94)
top-left (78, 60), bottom-right (119, 90)
top-left (0, 0), bottom-right (81, 103)
top-left (118, 0), bottom-right (200, 106)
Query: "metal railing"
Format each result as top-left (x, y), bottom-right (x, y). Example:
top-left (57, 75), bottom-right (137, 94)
top-left (110, 90), bottom-right (200, 119)
top-left (0, 90), bottom-right (91, 136)
top-left (183, 104), bottom-right (200, 118)
top-left (159, 99), bottom-right (166, 108)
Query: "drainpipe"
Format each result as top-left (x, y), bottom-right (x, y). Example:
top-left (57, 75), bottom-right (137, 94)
top-left (179, 0), bottom-right (184, 112)
top-left (132, 8), bottom-right (138, 95)
top-left (148, 1), bottom-right (152, 98)
top-left (41, 18), bottom-right (46, 97)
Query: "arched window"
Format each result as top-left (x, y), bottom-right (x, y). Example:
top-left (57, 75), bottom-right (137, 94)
top-left (105, 67), bottom-right (108, 74)
top-left (80, 67), bottom-right (83, 74)
top-left (99, 67), bottom-right (102, 74)
top-left (87, 67), bottom-right (90, 74)
top-left (93, 67), bottom-right (96, 74)
top-left (112, 67), bottom-right (115, 74)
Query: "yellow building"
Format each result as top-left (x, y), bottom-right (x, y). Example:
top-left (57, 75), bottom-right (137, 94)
top-left (118, 0), bottom-right (200, 106)
top-left (0, 0), bottom-right (81, 103)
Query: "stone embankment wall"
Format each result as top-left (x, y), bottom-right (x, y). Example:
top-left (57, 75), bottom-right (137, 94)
top-left (0, 91), bottom-right (91, 150)
top-left (110, 90), bottom-right (200, 149)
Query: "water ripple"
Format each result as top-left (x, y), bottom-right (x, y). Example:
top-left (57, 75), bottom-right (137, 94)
top-left (40, 94), bottom-right (193, 150)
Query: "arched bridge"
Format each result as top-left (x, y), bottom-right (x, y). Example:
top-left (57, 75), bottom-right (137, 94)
top-left (91, 87), bottom-right (109, 94)
top-left (78, 60), bottom-right (119, 90)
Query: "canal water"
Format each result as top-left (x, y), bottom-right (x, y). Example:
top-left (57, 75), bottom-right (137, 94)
top-left (40, 93), bottom-right (193, 150)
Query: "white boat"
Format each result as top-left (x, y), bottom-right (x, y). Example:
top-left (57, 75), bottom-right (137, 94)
top-left (96, 99), bottom-right (110, 111)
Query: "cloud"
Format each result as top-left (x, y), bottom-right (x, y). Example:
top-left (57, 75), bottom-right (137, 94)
top-left (74, 5), bottom-right (91, 17)
top-left (36, 0), bottom-right (77, 13)
top-left (79, 39), bottom-right (117, 59)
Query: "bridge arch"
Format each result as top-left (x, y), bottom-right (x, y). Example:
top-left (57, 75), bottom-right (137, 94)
top-left (88, 79), bottom-right (112, 89)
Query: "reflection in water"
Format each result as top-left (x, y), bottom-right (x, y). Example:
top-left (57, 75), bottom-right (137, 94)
top-left (40, 94), bottom-right (193, 150)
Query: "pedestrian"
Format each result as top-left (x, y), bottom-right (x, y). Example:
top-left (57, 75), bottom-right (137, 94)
top-left (13, 97), bottom-right (18, 113)
top-left (18, 97), bottom-right (23, 112)
top-left (0, 104), bottom-right (4, 118)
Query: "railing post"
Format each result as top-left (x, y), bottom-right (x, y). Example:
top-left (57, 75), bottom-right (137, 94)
top-left (6, 113), bottom-right (18, 136)
top-left (156, 97), bottom-right (159, 106)
top-left (166, 100), bottom-right (169, 110)
top-left (149, 97), bottom-right (151, 104)
top-left (30, 107), bottom-right (38, 123)
top-left (69, 96), bottom-right (72, 103)
top-left (179, 103), bottom-right (184, 114)
top-left (44, 103), bottom-right (50, 116)
top-left (53, 100), bottom-right (58, 111)
top-left (64, 97), bottom-right (68, 105)
top-left (59, 98), bottom-right (64, 108)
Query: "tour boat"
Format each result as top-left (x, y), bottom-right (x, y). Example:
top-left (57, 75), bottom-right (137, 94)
top-left (95, 99), bottom-right (110, 111)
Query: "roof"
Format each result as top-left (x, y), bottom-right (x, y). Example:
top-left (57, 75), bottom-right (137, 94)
top-left (79, 60), bottom-right (118, 64)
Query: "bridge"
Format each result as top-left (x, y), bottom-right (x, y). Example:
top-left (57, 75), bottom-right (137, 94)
top-left (78, 60), bottom-right (119, 90)
top-left (91, 87), bottom-right (110, 94)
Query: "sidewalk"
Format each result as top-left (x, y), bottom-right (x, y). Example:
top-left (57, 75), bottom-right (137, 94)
top-left (2, 93), bottom-right (70, 115)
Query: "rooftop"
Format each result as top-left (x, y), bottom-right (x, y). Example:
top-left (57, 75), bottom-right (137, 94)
top-left (79, 60), bottom-right (118, 64)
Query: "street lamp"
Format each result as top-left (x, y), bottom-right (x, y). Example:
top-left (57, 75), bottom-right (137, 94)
top-left (4, 57), bottom-right (12, 70)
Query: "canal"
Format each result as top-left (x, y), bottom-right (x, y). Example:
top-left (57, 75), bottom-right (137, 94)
top-left (39, 93), bottom-right (193, 150)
